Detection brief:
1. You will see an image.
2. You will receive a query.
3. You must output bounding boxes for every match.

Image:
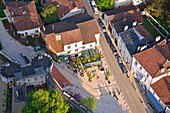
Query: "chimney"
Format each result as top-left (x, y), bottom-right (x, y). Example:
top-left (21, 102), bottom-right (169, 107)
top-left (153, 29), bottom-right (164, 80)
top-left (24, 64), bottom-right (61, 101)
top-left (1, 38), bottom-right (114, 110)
top-left (124, 25), bottom-right (128, 31)
top-left (43, 26), bottom-right (46, 31)
top-left (133, 21), bottom-right (137, 26)
top-left (52, 25), bottom-right (55, 31)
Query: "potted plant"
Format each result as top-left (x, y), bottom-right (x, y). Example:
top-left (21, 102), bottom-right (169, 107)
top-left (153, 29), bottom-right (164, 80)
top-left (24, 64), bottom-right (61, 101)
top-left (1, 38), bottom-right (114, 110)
top-left (105, 69), bottom-right (112, 80)
top-left (87, 71), bottom-right (96, 82)
top-left (79, 67), bottom-right (87, 77)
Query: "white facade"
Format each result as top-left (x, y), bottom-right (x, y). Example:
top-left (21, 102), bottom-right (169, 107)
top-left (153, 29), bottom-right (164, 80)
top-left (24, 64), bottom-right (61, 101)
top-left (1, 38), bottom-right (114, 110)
top-left (64, 41), bottom-right (83, 55)
top-left (15, 73), bottom-right (47, 86)
top-left (0, 74), bottom-right (14, 84)
top-left (60, 8), bottom-right (84, 20)
top-left (114, 0), bottom-right (131, 8)
top-left (132, 0), bottom-right (143, 5)
top-left (131, 57), bottom-right (152, 89)
top-left (17, 27), bottom-right (41, 38)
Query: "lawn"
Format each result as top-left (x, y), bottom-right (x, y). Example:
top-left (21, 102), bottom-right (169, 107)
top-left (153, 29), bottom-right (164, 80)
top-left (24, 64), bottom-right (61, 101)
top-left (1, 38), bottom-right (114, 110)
top-left (0, 54), bottom-right (10, 62)
top-left (142, 16), bottom-right (162, 38)
top-left (2, 19), bottom-right (10, 29)
top-left (27, 36), bottom-right (35, 47)
top-left (0, 1), bottom-right (5, 18)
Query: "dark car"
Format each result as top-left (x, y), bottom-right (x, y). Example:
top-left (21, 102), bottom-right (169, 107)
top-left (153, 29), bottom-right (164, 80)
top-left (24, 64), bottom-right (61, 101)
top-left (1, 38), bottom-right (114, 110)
top-left (119, 63), bottom-right (127, 74)
top-left (116, 56), bottom-right (122, 64)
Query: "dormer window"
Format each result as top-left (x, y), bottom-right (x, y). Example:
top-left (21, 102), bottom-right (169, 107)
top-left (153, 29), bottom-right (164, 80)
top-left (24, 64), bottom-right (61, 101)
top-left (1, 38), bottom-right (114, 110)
top-left (160, 68), bottom-right (165, 73)
top-left (167, 67), bottom-right (170, 71)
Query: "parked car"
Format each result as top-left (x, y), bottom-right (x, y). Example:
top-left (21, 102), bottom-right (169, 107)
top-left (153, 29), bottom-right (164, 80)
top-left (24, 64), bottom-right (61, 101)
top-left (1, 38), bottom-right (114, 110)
top-left (119, 63), bottom-right (127, 74)
top-left (91, 0), bottom-right (96, 6)
top-left (93, 6), bottom-right (98, 14)
top-left (99, 23), bottom-right (106, 32)
top-left (116, 56), bottom-right (122, 64)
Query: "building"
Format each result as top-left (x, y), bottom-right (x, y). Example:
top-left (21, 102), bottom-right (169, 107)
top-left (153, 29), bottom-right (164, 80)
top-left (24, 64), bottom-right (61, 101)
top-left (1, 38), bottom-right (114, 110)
top-left (131, 42), bottom-right (170, 112)
top-left (42, 0), bottom-right (84, 20)
top-left (6, 1), bottom-right (42, 37)
top-left (114, 0), bottom-right (131, 8)
top-left (104, 6), bottom-right (156, 69)
top-left (41, 18), bottom-right (100, 56)
top-left (52, 65), bottom-right (71, 90)
top-left (0, 54), bottom-right (52, 86)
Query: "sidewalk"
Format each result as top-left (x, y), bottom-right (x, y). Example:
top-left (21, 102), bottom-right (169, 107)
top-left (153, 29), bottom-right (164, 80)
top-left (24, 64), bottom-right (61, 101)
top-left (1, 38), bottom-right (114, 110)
top-left (100, 16), bottom-right (152, 113)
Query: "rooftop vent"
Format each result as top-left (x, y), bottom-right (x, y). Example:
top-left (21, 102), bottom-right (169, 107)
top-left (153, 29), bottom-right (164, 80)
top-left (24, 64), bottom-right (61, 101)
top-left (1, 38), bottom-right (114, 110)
top-left (38, 55), bottom-right (43, 60)
top-left (22, 11), bottom-right (26, 14)
top-left (124, 25), bottom-right (128, 31)
top-left (52, 25), bottom-right (55, 31)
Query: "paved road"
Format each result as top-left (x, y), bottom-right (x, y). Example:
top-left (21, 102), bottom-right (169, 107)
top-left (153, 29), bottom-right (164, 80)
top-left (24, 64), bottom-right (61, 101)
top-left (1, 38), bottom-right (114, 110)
top-left (82, 0), bottom-right (99, 19)
top-left (0, 20), bottom-right (43, 65)
top-left (100, 34), bottom-right (147, 113)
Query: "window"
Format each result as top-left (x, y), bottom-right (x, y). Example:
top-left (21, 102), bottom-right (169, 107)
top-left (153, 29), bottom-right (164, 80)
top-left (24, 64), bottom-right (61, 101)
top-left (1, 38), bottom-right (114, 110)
top-left (35, 30), bottom-right (39, 33)
top-left (82, 46), bottom-right (85, 49)
top-left (135, 61), bottom-right (138, 66)
top-left (90, 45), bottom-right (92, 47)
top-left (68, 51), bottom-right (70, 54)
top-left (167, 67), bottom-right (170, 70)
top-left (25, 32), bottom-right (28, 35)
top-left (146, 74), bottom-right (149, 78)
top-left (75, 49), bottom-right (78, 52)
top-left (140, 66), bottom-right (142, 70)
top-left (75, 44), bottom-right (77, 47)
top-left (68, 46), bottom-right (71, 49)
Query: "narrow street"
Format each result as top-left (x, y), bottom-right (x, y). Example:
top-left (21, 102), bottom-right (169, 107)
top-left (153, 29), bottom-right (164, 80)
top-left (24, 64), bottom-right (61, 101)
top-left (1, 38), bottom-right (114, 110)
top-left (100, 34), bottom-right (147, 113)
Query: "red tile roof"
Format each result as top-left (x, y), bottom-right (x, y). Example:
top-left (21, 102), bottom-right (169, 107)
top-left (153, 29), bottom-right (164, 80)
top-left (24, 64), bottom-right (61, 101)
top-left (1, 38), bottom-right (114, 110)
top-left (6, 1), bottom-right (42, 31)
top-left (151, 76), bottom-right (170, 105)
top-left (59, 29), bottom-right (83, 45)
top-left (45, 33), bottom-right (63, 53)
top-left (44, 0), bottom-right (83, 19)
top-left (77, 19), bottom-right (99, 44)
top-left (109, 8), bottom-right (143, 24)
top-left (134, 46), bottom-right (166, 77)
top-left (52, 65), bottom-right (71, 88)
top-left (134, 43), bottom-right (170, 77)
top-left (134, 25), bottom-right (154, 41)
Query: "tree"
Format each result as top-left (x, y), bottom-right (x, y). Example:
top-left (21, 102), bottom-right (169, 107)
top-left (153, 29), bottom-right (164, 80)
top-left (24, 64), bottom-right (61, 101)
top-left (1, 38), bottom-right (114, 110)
top-left (96, 0), bottom-right (114, 11)
top-left (2, 83), bottom-right (12, 113)
top-left (87, 71), bottom-right (96, 82)
top-left (21, 89), bottom-right (70, 113)
top-left (80, 96), bottom-right (97, 111)
top-left (79, 67), bottom-right (86, 77)
top-left (96, 52), bottom-right (104, 61)
top-left (105, 69), bottom-right (112, 80)
top-left (40, 4), bottom-right (59, 25)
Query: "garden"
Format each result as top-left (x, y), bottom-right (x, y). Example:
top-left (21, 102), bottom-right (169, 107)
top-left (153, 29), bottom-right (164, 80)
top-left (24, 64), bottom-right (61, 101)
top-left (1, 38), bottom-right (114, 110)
top-left (0, 0), bottom-right (5, 18)
top-left (95, 0), bottom-right (114, 11)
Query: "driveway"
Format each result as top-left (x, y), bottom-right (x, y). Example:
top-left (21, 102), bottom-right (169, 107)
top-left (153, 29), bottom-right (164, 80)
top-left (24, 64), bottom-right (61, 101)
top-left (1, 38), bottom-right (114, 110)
top-left (0, 20), bottom-right (43, 65)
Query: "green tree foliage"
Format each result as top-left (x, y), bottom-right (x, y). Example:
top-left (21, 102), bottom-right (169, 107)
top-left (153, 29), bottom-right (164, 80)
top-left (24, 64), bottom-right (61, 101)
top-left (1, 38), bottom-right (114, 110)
top-left (96, 0), bottom-right (114, 11)
top-left (105, 69), bottom-right (112, 80)
top-left (146, 0), bottom-right (170, 29)
top-left (21, 89), bottom-right (70, 113)
top-left (40, 4), bottom-right (59, 25)
top-left (80, 96), bottom-right (97, 111)
top-left (2, 83), bottom-right (12, 113)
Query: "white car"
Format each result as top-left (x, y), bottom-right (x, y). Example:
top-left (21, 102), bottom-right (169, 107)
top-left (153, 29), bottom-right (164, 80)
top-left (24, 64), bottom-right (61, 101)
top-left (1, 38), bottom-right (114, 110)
top-left (91, 0), bottom-right (96, 6)
top-left (93, 7), bottom-right (98, 14)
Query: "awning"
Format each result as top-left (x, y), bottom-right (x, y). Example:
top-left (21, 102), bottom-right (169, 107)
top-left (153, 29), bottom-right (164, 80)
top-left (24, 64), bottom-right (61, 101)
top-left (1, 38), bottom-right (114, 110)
top-left (146, 91), bottom-right (164, 112)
